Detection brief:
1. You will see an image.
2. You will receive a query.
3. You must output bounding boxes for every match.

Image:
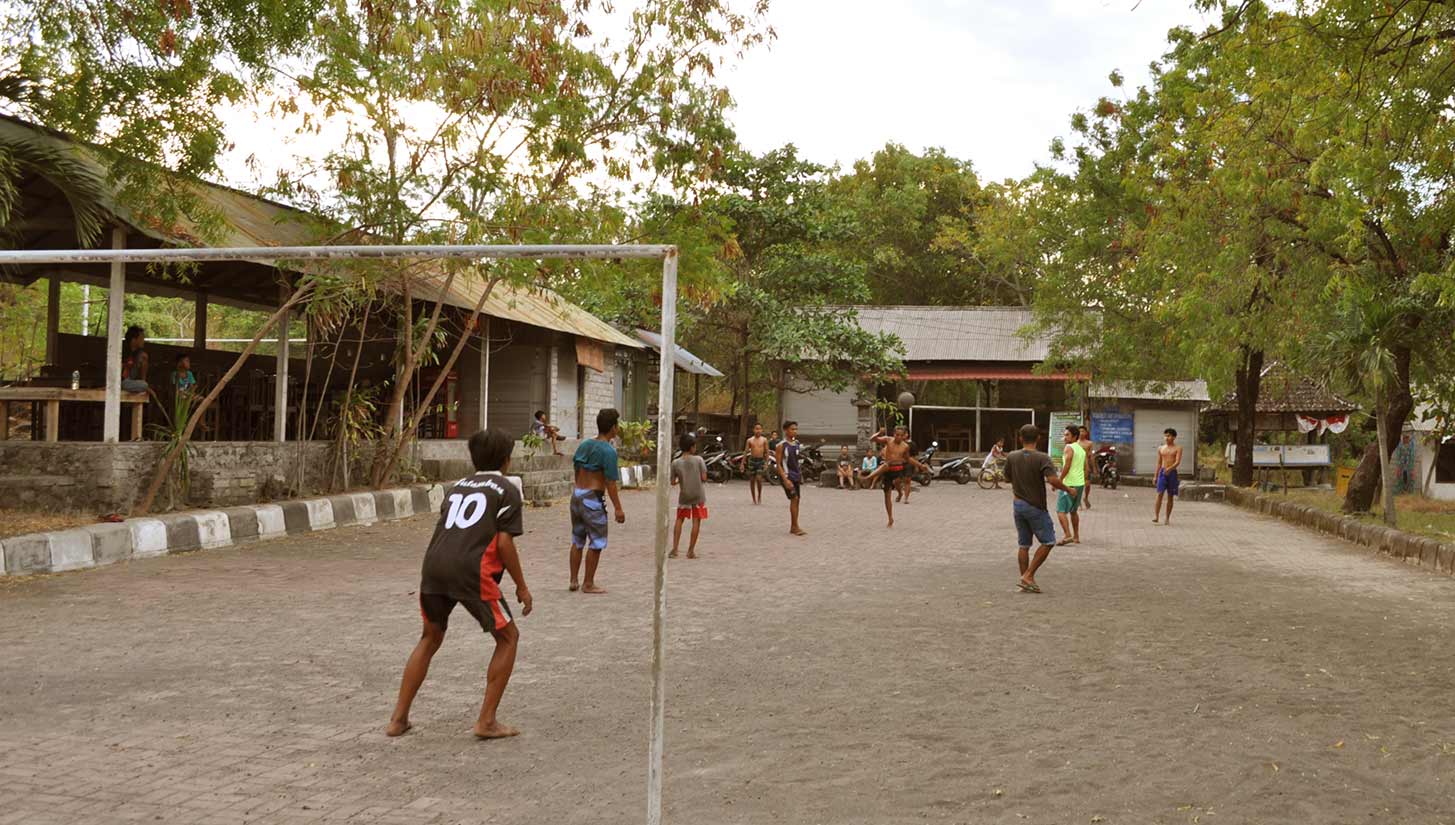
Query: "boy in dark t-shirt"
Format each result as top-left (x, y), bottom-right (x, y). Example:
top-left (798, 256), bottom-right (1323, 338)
top-left (1005, 423), bottom-right (1071, 594)
top-left (386, 428), bottom-right (533, 740)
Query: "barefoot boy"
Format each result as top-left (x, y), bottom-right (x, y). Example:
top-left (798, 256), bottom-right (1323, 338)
top-left (867, 425), bottom-right (925, 528)
top-left (570, 408), bottom-right (626, 593)
top-left (776, 421), bottom-right (807, 536)
top-left (387, 428), bottom-right (532, 739)
top-left (671, 433), bottom-right (709, 559)
top-left (743, 423), bottom-right (769, 504)
top-left (1153, 428), bottom-right (1184, 525)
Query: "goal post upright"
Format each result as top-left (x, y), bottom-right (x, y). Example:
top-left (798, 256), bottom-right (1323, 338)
top-left (0, 241), bottom-right (682, 825)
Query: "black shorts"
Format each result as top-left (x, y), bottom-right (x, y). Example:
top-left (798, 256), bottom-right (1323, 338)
top-left (783, 479), bottom-right (801, 500)
top-left (419, 592), bottom-right (513, 633)
top-left (881, 465), bottom-right (907, 490)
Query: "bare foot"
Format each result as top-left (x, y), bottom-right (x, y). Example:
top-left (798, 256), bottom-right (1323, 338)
top-left (582, 584), bottom-right (608, 594)
top-left (668, 550), bottom-right (679, 559)
top-left (686, 551), bottom-right (697, 559)
top-left (569, 582), bottom-right (580, 592)
top-left (887, 518), bottom-right (894, 528)
top-left (473, 722), bottom-right (520, 739)
top-left (1152, 519), bottom-right (1159, 524)
top-left (791, 528), bottom-right (807, 536)
top-left (385, 720), bottom-right (412, 737)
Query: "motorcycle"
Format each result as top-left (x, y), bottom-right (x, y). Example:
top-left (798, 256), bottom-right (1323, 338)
top-left (798, 442), bottom-right (826, 483)
top-left (932, 443), bottom-right (978, 485)
top-left (1094, 444), bottom-right (1120, 489)
top-left (911, 443), bottom-right (937, 487)
top-left (705, 446), bottom-right (733, 483)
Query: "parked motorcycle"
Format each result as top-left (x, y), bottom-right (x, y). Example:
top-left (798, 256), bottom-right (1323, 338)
top-left (704, 443), bottom-right (733, 483)
top-left (933, 443), bottom-right (978, 485)
top-left (1094, 444), bottom-right (1120, 489)
top-left (911, 442), bottom-right (937, 487)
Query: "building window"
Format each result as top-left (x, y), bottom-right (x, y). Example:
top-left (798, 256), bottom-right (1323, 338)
top-left (1438, 437), bottom-right (1455, 484)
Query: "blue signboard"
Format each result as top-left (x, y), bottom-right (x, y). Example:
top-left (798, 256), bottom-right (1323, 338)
top-left (1092, 412), bottom-right (1134, 444)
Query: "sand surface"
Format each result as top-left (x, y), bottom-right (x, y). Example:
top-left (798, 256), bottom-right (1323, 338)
top-left (2, 480), bottom-right (1454, 824)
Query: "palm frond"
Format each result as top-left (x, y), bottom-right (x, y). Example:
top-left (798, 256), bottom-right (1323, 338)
top-left (0, 132), bottom-right (111, 246)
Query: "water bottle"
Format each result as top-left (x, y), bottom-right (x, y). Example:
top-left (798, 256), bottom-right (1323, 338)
top-left (71, 370), bottom-right (80, 390)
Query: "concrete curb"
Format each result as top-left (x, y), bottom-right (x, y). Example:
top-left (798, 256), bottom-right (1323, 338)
top-left (0, 481), bottom-right (468, 578)
top-left (1224, 486), bottom-right (1455, 576)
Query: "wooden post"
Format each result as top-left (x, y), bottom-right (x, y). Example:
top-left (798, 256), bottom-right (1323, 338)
top-left (45, 276), bottom-right (60, 364)
top-left (478, 316), bottom-right (490, 431)
top-left (646, 249), bottom-right (678, 825)
top-left (194, 291), bottom-right (208, 351)
top-left (694, 373), bottom-right (701, 428)
top-left (274, 284), bottom-right (290, 442)
top-left (103, 228), bottom-right (125, 443)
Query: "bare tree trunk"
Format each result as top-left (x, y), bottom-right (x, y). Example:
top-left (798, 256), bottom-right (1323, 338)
top-left (1231, 345), bottom-right (1264, 487)
top-left (372, 276), bottom-right (501, 487)
top-left (1344, 344), bottom-right (1414, 513)
top-left (134, 280), bottom-right (315, 516)
top-left (1375, 385), bottom-right (1396, 527)
top-left (375, 271), bottom-right (456, 481)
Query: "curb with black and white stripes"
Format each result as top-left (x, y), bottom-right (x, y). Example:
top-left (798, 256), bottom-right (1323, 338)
top-left (0, 481), bottom-right (490, 578)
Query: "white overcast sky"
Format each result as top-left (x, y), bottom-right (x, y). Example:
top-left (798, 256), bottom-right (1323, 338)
top-left (220, 1), bottom-right (1212, 192)
top-left (721, 0), bottom-right (1213, 181)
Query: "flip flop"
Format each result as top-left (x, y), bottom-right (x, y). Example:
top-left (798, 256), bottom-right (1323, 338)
top-left (1017, 581), bottom-right (1042, 594)
top-left (1056, 538), bottom-right (1074, 547)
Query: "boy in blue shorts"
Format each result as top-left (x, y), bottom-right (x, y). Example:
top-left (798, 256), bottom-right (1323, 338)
top-left (1153, 428), bottom-right (1184, 525)
top-left (570, 408), bottom-right (626, 593)
top-left (386, 428), bottom-right (532, 740)
top-left (1005, 423), bottom-right (1072, 594)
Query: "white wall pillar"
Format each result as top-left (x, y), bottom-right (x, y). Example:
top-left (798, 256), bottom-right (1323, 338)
top-left (548, 340), bottom-right (559, 430)
top-left (103, 228), bottom-right (126, 443)
top-left (273, 284), bottom-right (290, 442)
top-left (45, 276), bottom-right (61, 364)
top-left (478, 316), bottom-right (490, 431)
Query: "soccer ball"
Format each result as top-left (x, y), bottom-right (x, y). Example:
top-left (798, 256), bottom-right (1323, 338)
top-left (896, 391), bottom-right (915, 410)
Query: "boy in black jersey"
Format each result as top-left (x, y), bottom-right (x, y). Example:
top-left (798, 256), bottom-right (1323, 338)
top-left (386, 428), bottom-right (533, 740)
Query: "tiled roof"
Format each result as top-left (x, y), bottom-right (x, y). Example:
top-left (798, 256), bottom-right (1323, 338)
top-left (1209, 363), bottom-right (1360, 414)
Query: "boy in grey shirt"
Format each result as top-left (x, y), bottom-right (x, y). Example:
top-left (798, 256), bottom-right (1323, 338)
top-left (670, 434), bottom-right (709, 559)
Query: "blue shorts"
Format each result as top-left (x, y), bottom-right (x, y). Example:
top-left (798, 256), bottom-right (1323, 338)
top-left (570, 488), bottom-right (609, 551)
top-left (1156, 469), bottom-right (1180, 496)
top-left (1013, 499), bottom-right (1057, 548)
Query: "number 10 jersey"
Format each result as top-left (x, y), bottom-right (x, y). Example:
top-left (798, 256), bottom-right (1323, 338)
top-left (420, 472), bottom-right (526, 605)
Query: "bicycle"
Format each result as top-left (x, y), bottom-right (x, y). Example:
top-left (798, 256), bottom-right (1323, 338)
top-left (976, 460), bottom-right (1007, 490)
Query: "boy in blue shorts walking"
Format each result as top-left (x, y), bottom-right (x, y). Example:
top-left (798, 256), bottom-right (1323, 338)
top-left (569, 408), bottom-right (626, 593)
top-left (1005, 423), bottom-right (1072, 593)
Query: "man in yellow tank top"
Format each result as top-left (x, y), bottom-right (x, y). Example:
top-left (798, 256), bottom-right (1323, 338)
top-left (1055, 424), bottom-right (1087, 545)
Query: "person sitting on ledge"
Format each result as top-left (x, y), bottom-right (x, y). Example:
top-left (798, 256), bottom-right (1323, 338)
top-left (532, 410), bottom-right (563, 455)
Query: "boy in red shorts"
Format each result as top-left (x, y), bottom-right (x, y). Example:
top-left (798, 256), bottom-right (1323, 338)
top-left (670, 433), bottom-right (709, 559)
top-left (386, 428), bottom-right (533, 740)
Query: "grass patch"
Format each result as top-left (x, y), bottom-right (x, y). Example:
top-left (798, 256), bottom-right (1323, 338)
top-left (0, 508), bottom-right (95, 541)
top-left (1281, 489), bottom-right (1455, 543)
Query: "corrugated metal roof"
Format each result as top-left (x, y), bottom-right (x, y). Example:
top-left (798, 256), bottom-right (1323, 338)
top-left (1092, 381), bottom-right (1211, 402)
top-left (847, 306), bottom-right (1048, 362)
top-left (0, 114), bottom-right (641, 349)
top-left (633, 329), bottom-right (723, 375)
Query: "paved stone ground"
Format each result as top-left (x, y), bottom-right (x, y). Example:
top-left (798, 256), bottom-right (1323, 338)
top-left (3, 481), bottom-right (1454, 825)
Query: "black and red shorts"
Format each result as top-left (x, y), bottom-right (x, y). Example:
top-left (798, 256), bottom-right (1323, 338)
top-left (419, 592), bottom-right (513, 633)
top-left (881, 463), bottom-right (908, 490)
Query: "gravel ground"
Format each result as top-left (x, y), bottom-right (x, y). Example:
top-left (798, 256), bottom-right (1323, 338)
top-left (1, 480), bottom-right (1453, 825)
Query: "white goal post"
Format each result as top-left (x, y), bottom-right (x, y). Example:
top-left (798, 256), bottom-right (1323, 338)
top-left (0, 242), bottom-right (680, 825)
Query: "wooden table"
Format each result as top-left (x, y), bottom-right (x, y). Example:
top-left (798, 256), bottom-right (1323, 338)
top-left (0, 387), bottom-right (148, 441)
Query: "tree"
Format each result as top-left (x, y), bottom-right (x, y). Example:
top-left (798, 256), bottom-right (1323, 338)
top-left (829, 144), bottom-right (1001, 305)
top-left (620, 146), bottom-right (903, 439)
top-left (258, 0), bottom-right (770, 486)
top-left (1, 0), bottom-right (321, 225)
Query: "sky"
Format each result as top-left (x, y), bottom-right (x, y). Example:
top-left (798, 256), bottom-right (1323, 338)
top-left (720, 0), bottom-right (1213, 182)
top-left (218, 0), bottom-right (1213, 194)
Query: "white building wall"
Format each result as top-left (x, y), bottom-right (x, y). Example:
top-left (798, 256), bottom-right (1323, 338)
top-left (782, 385), bottom-right (859, 439)
top-left (554, 343), bottom-right (580, 439)
top-left (582, 351), bottom-right (617, 439)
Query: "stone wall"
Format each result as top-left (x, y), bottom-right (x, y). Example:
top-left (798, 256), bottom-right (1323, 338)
top-left (0, 441), bottom-right (339, 513)
top-left (582, 354), bottom-right (617, 435)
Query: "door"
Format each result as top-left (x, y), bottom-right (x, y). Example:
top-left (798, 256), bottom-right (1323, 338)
top-left (1133, 408), bottom-right (1197, 476)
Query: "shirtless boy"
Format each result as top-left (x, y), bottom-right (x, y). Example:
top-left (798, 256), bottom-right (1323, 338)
top-left (743, 423), bottom-right (769, 504)
top-left (1153, 428), bottom-right (1184, 525)
top-left (867, 425), bottom-right (926, 528)
top-left (569, 408), bottom-right (627, 593)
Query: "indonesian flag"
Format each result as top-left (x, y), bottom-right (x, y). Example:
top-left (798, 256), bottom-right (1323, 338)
top-left (1322, 415), bottom-right (1349, 435)
top-left (1296, 414), bottom-right (1320, 434)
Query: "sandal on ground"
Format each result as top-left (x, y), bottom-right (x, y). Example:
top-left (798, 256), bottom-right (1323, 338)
top-left (1017, 581), bottom-right (1042, 594)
